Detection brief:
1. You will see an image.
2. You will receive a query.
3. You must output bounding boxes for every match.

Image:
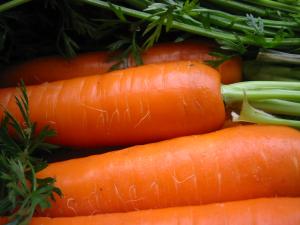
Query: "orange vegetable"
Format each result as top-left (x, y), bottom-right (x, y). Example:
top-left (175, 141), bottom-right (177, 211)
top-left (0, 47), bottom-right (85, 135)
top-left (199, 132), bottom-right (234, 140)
top-left (37, 125), bottom-right (300, 217)
top-left (0, 42), bottom-right (242, 87)
top-left (0, 61), bottom-right (225, 148)
top-left (2, 198), bottom-right (300, 225)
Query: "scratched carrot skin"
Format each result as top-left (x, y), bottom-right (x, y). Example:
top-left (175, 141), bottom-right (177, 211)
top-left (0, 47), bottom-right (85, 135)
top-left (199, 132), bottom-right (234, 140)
top-left (0, 61), bottom-right (225, 148)
top-left (37, 125), bottom-right (300, 217)
top-left (2, 198), bottom-right (300, 225)
top-left (0, 41), bottom-right (242, 87)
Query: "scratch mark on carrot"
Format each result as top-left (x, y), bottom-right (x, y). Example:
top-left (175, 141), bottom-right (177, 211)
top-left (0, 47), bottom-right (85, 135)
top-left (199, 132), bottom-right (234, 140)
top-left (124, 95), bottom-right (131, 122)
top-left (292, 156), bottom-right (299, 175)
top-left (87, 198), bottom-right (95, 214)
top-left (172, 169), bottom-right (196, 187)
top-left (129, 184), bottom-right (137, 200)
top-left (128, 184), bottom-right (143, 210)
top-left (181, 93), bottom-right (188, 107)
top-left (134, 110), bottom-right (151, 128)
top-left (91, 184), bottom-right (101, 210)
top-left (114, 184), bottom-right (126, 206)
top-left (81, 103), bottom-right (108, 129)
top-left (125, 198), bottom-right (145, 211)
top-left (260, 150), bottom-right (268, 164)
top-left (47, 120), bottom-right (56, 125)
top-left (80, 103), bottom-right (107, 113)
top-left (188, 152), bottom-right (199, 202)
top-left (217, 172), bottom-right (222, 198)
top-left (66, 198), bottom-right (78, 216)
top-left (150, 181), bottom-right (160, 202)
top-left (109, 109), bottom-right (120, 130)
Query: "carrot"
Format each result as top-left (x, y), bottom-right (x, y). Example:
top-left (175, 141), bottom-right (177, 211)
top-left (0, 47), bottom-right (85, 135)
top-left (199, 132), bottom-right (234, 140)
top-left (0, 42), bottom-right (242, 87)
top-left (2, 198), bottom-right (300, 225)
top-left (0, 51), bottom-right (113, 87)
top-left (0, 61), bottom-right (225, 147)
top-left (36, 125), bottom-right (300, 217)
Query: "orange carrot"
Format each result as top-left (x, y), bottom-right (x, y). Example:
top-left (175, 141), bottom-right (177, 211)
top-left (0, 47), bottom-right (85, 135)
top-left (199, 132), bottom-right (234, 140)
top-left (0, 42), bottom-right (242, 87)
top-left (0, 61), bottom-right (225, 147)
top-left (2, 198), bottom-right (300, 225)
top-left (36, 125), bottom-right (300, 217)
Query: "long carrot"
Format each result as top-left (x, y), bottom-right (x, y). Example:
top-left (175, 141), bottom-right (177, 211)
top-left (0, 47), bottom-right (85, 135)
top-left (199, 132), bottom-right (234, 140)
top-left (36, 125), bottom-right (300, 217)
top-left (0, 61), bottom-right (225, 147)
top-left (1, 198), bottom-right (300, 225)
top-left (0, 42), bottom-right (242, 87)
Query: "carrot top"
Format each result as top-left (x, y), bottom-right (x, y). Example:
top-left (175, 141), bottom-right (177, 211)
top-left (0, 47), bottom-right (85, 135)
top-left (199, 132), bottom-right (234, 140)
top-left (0, 83), bottom-right (61, 225)
top-left (222, 81), bottom-right (300, 128)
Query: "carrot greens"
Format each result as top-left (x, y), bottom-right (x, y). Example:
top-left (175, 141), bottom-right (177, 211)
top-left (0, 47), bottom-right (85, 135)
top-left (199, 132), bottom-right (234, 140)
top-left (0, 0), bottom-right (31, 13)
top-left (80, 0), bottom-right (300, 52)
top-left (0, 83), bottom-right (61, 225)
top-left (1, 0), bottom-right (300, 65)
top-left (222, 81), bottom-right (300, 128)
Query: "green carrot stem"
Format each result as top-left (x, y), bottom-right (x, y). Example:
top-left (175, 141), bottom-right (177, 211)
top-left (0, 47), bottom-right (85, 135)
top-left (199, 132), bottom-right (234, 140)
top-left (223, 81), bottom-right (300, 128)
top-left (125, 0), bottom-right (149, 9)
top-left (193, 8), bottom-right (299, 29)
top-left (252, 18), bottom-right (299, 29)
top-left (0, 0), bottom-right (31, 13)
top-left (224, 81), bottom-right (300, 90)
top-left (80, 0), bottom-right (252, 43)
top-left (204, 0), bottom-right (268, 16)
top-left (244, 61), bottom-right (300, 81)
top-left (242, 0), bottom-right (300, 13)
top-left (80, 0), bottom-right (300, 47)
top-left (192, 11), bottom-right (276, 36)
top-left (251, 99), bottom-right (300, 116)
top-left (257, 50), bottom-right (300, 65)
top-left (222, 88), bottom-right (300, 103)
top-left (232, 99), bottom-right (300, 129)
top-left (246, 74), bottom-right (298, 82)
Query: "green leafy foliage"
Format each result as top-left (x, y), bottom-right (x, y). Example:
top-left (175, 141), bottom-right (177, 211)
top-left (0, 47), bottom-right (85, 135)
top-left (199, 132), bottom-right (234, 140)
top-left (1, 0), bottom-right (300, 67)
top-left (143, 1), bottom-right (176, 49)
top-left (0, 82), bottom-right (61, 225)
top-left (108, 27), bottom-right (143, 70)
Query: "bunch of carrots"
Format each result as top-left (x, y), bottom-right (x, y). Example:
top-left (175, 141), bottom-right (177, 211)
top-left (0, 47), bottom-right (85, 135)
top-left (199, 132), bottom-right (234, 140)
top-left (0, 41), bottom-right (300, 225)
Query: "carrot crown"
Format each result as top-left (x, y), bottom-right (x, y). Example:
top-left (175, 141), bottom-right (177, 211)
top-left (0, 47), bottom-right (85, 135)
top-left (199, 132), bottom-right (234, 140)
top-left (222, 81), bottom-right (300, 129)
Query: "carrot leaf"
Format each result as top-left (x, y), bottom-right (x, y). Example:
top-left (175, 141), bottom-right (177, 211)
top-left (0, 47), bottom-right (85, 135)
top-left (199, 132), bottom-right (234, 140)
top-left (0, 82), bottom-right (61, 225)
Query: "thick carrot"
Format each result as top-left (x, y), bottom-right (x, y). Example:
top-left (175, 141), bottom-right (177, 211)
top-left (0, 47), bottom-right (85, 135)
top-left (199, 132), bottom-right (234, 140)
top-left (0, 61), bottom-right (225, 147)
top-left (0, 42), bottom-right (242, 87)
top-left (2, 198), bottom-right (300, 225)
top-left (37, 125), bottom-right (300, 217)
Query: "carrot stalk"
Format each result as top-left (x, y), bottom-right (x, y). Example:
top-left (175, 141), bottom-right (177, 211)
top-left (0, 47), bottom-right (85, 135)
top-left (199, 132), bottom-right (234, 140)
top-left (244, 61), bottom-right (300, 82)
top-left (222, 81), bottom-right (300, 128)
top-left (36, 125), bottom-right (300, 217)
top-left (0, 0), bottom-right (31, 13)
top-left (82, 0), bottom-right (300, 47)
top-left (2, 198), bottom-right (300, 225)
top-left (247, 99), bottom-right (300, 117)
top-left (232, 99), bottom-right (300, 129)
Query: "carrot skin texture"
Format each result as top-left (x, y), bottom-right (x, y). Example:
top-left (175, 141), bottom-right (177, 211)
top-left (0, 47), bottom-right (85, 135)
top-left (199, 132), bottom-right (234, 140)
top-left (0, 42), bottom-right (242, 86)
top-left (0, 61), bottom-right (225, 147)
top-left (37, 125), bottom-right (300, 217)
top-left (2, 198), bottom-right (300, 225)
